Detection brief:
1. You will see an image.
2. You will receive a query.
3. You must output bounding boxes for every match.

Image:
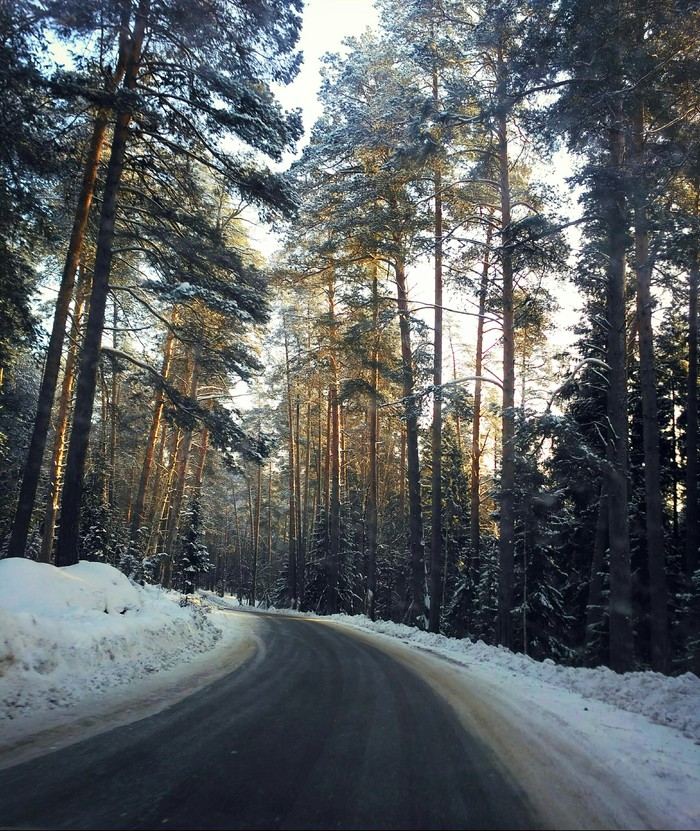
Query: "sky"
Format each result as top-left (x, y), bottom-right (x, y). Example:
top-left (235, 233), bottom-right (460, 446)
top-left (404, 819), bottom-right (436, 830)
top-left (1, 557), bottom-right (698, 829)
top-left (277, 0), bottom-right (380, 135)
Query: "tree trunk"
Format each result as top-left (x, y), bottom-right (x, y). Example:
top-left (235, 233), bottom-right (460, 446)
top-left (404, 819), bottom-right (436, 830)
top-left (327, 272), bottom-right (341, 614)
top-left (302, 399), bottom-right (312, 562)
top-left (267, 458), bottom-right (273, 566)
top-left (152, 424), bottom-right (179, 556)
top-left (129, 324), bottom-right (175, 544)
top-left (55, 0), bottom-right (150, 567)
top-left (161, 356), bottom-right (199, 589)
top-left (429, 118), bottom-right (444, 634)
top-left (471, 222), bottom-right (492, 583)
top-left (686, 199), bottom-right (698, 583)
top-left (605, 108), bottom-right (635, 673)
top-left (107, 301), bottom-right (120, 508)
top-left (295, 396), bottom-right (304, 599)
top-left (632, 100), bottom-right (668, 672)
top-left (38, 264), bottom-right (90, 563)
top-left (283, 324), bottom-right (297, 606)
top-left (394, 251), bottom-right (426, 627)
top-left (251, 460), bottom-right (262, 608)
top-left (496, 51), bottom-right (516, 649)
top-left (686, 206), bottom-right (699, 676)
top-left (7, 114), bottom-right (111, 559)
top-left (193, 413), bottom-right (210, 493)
top-left (367, 262), bottom-right (380, 621)
top-left (585, 484), bottom-right (609, 665)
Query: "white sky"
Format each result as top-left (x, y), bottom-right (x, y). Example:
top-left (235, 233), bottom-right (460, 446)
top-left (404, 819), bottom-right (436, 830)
top-left (1, 558), bottom-right (699, 828)
top-left (277, 0), bottom-right (380, 138)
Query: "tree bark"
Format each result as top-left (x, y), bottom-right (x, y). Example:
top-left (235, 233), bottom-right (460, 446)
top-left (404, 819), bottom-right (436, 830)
top-left (496, 48), bottom-right (516, 649)
top-left (429, 114), bottom-right (444, 634)
top-left (283, 323), bottom-right (297, 606)
top-left (295, 396), bottom-right (304, 600)
top-left (129, 324), bottom-right (175, 545)
top-left (585, 484), bottom-right (609, 665)
top-left (7, 116), bottom-right (110, 559)
top-left (367, 262), bottom-right (380, 621)
top-left (394, 251), bottom-right (426, 627)
top-left (327, 271), bottom-right (341, 614)
top-left (161, 356), bottom-right (199, 589)
top-left (38, 264), bottom-right (90, 563)
top-left (686, 205), bottom-right (698, 583)
top-left (55, 0), bottom-right (150, 567)
top-left (632, 100), bottom-right (668, 673)
top-left (605, 111), bottom-right (635, 673)
top-left (251, 459), bottom-right (262, 608)
top-left (471, 222), bottom-right (492, 585)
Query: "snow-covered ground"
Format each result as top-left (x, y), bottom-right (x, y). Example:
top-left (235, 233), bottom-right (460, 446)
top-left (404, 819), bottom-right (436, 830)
top-left (1, 558), bottom-right (699, 828)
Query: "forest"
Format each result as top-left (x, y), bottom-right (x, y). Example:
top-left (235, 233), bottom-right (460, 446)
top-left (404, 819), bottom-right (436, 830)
top-left (0, 0), bottom-right (698, 678)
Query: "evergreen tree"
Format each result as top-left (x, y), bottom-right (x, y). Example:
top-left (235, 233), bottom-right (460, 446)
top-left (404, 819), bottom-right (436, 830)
top-left (54, 0), bottom-right (303, 567)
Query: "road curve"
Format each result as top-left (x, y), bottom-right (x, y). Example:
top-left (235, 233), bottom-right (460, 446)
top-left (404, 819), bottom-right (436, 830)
top-left (0, 610), bottom-right (541, 830)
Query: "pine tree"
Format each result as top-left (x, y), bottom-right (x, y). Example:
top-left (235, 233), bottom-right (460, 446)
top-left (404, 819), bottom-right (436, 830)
top-left (54, 0), bottom-right (303, 567)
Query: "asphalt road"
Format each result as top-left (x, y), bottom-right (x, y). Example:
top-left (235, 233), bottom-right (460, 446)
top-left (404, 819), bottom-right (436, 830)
top-left (0, 611), bottom-right (542, 830)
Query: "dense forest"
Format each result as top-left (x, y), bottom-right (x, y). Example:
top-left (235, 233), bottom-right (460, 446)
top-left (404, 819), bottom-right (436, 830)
top-left (1, 0), bottom-right (698, 677)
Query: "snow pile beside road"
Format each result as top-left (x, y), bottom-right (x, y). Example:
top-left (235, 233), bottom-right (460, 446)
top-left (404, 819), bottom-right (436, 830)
top-left (0, 559), bottom-right (222, 720)
top-left (314, 611), bottom-right (700, 742)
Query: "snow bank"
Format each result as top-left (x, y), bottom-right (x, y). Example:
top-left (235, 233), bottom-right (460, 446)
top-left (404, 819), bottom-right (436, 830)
top-left (0, 559), bottom-right (222, 719)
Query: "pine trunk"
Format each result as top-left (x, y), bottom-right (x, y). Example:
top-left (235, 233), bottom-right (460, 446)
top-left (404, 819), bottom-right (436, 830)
top-left (55, 0), bottom-right (150, 567)
top-left (38, 265), bottom-right (90, 563)
top-left (496, 64), bottom-right (516, 649)
top-left (283, 325), bottom-right (298, 606)
top-left (605, 109), bottom-right (635, 673)
top-left (7, 114), bottom-right (110, 559)
top-left (632, 100), bottom-right (668, 673)
top-left (471, 223), bottom-right (492, 577)
top-left (395, 252), bottom-right (426, 627)
top-left (367, 263), bottom-right (380, 621)
top-left (327, 273), bottom-right (341, 614)
top-left (585, 484), bottom-right (609, 665)
top-left (129, 324), bottom-right (175, 544)
top-left (429, 136), bottom-right (444, 634)
top-left (161, 357), bottom-right (199, 589)
top-left (686, 206), bottom-right (698, 582)
top-left (252, 461), bottom-right (262, 607)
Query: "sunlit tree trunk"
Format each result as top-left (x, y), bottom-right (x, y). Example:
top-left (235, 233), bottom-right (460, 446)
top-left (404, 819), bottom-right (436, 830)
top-left (395, 249), bottom-right (426, 627)
top-left (429, 97), bottom-right (444, 634)
top-left (38, 264), bottom-right (91, 563)
top-left (283, 323), bottom-right (298, 606)
top-left (295, 396), bottom-right (304, 599)
top-left (129, 323), bottom-right (175, 545)
top-left (107, 301), bottom-right (120, 508)
top-left (496, 45), bottom-right (516, 649)
top-left (327, 271), bottom-right (341, 614)
top-left (6, 50), bottom-right (126, 559)
top-left (56, 0), bottom-right (150, 567)
top-left (367, 262), bottom-right (380, 621)
top-left (162, 355), bottom-right (199, 588)
top-left (302, 398), bottom-right (312, 561)
top-left (251, 460), bottom-right (262, 608)
top-left (470, 222), bottom-right (492, 597)
top-left (193, 409), bottom-right (210, 493)
top-left (152, 424), bottom-right (179, 557)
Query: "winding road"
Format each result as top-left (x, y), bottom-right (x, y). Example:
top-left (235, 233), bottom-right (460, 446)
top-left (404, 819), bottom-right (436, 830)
top-left (0, 610), bottom-right (543, 830)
